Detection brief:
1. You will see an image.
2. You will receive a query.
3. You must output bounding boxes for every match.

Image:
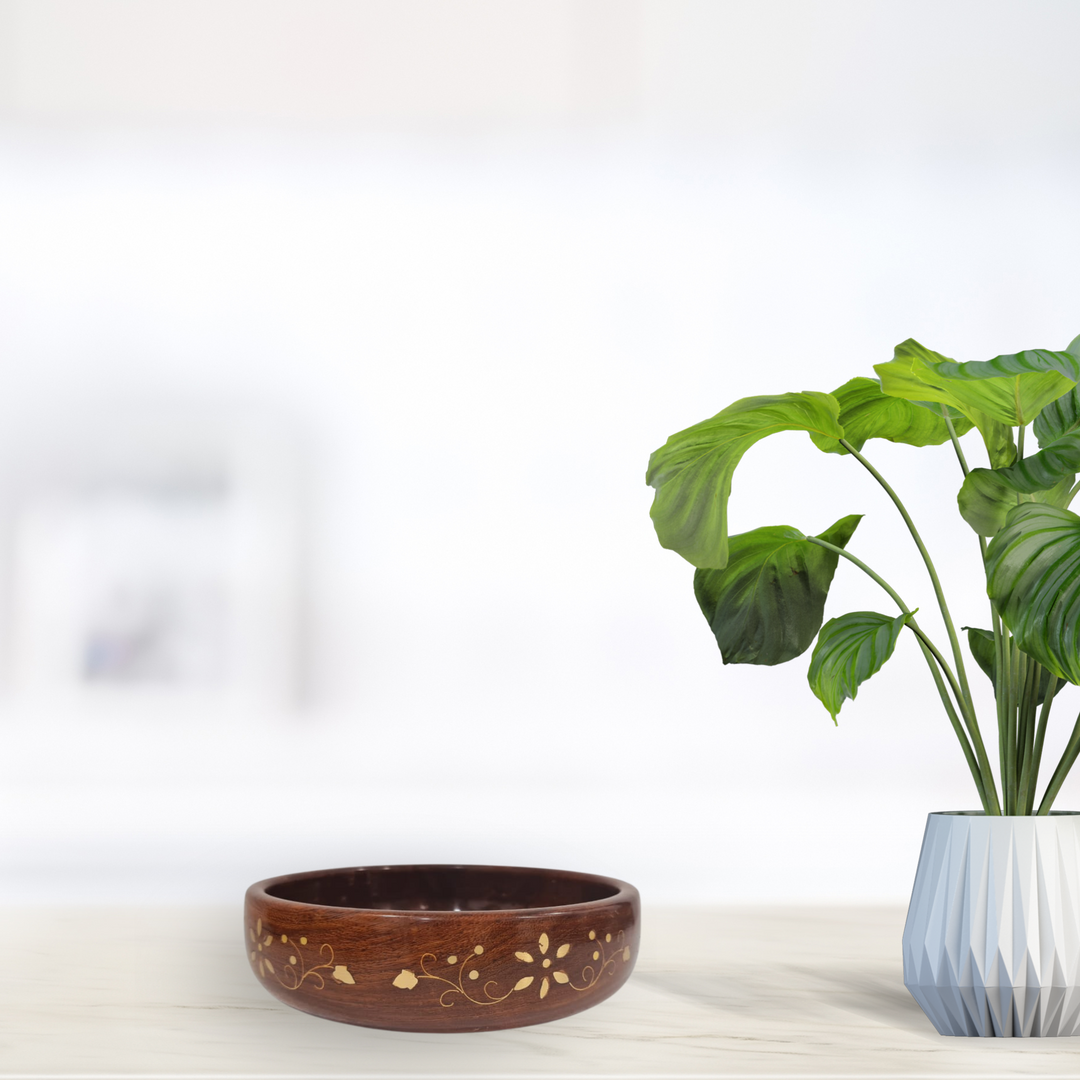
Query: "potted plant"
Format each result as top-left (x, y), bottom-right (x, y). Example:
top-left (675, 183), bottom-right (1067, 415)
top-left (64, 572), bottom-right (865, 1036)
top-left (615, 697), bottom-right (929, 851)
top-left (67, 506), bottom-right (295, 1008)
top-left (646, 336), bottom-right (1080, 1037)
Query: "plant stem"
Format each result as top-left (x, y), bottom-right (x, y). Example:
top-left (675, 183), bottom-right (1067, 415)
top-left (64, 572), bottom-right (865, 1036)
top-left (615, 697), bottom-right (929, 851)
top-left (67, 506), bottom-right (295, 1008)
top-left (1026, 674), bottom-right (1057, 814)
top-left (942, 412), bottom-right (970, 476)
top-left (1037, 707), bottom-right (1080, 815)
top-left (944, 408), bottom-right (1011, 813)
top-left (838, 438), bottom-right (998, 809)
top-left (994, 611), bottom-right (1008, 807)
top-left (806, 536), bottom-right (991, 811)
top-left (838, 440), bottom-right (984, 725)
top-left (1016, 656), bottom-right (1041, 815)
top-left (1006, 635), bottom-right (1022, 814)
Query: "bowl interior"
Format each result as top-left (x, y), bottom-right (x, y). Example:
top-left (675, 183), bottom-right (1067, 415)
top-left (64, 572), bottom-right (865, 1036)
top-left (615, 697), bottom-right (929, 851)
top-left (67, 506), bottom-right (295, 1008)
top-left (265, 865), bottom-right (621, 912)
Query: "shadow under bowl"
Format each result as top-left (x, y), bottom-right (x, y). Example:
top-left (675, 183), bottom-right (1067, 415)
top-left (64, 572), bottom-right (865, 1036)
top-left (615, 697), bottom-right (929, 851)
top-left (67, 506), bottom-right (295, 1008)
top-left (244, 864), bottom-right (641, 1032)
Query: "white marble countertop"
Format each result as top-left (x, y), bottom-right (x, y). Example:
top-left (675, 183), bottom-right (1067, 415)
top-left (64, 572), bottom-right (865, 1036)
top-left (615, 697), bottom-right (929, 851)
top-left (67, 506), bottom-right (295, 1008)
top-left (9, 904), bottom-right (1080, 1078)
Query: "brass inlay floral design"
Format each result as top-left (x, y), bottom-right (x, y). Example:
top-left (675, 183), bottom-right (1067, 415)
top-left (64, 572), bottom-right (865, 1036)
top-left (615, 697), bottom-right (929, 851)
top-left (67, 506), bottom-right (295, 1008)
top-left (391, 928), bottom-right (631, 1008)
top-left (247, 917), bottom-right (354, 990)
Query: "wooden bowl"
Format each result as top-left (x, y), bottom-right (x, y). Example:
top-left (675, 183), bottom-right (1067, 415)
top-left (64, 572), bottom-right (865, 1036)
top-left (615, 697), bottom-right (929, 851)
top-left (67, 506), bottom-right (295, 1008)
top-left (244, 864), bottom-right (640, 1033)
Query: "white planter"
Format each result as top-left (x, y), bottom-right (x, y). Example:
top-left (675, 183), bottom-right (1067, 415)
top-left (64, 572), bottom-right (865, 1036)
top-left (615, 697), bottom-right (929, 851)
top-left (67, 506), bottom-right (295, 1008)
top-left (903, 811), bottom-right (1080, 1037)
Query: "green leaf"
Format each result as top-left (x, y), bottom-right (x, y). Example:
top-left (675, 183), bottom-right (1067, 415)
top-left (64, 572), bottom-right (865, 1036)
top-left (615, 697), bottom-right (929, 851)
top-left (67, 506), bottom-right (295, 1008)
top-left (693, 514), bottom-right (861, 666)
top-left (935, 347), bottom-right (1080, 384)
top-left (1033, 385), bottom-right (1080, 447)
top-left (647, 392), bottom-right (843, 569)
top-left (807, 610), bottom-right (913, 722)
top-left (976, 412), bottom-right (1020, 470)
top-left (985, 503), bottom-right (1080, 685)
top-left (876, 338), bottom-right (1080, 467)
top-left (875, 340), bottom-right (1018, 468)
top-left (914, 344), bottom-right (1077, 427)
top-left (957, 468), bottom-right (1075, 537)
top-left (964, 627), bottom-right (1066, 706)
top-left (997, 434), bottom-right (1080, 495)
top-left (1029, 336), bottom-right (1080, 446)
top-left (809, 377), bottom-right (972, 455)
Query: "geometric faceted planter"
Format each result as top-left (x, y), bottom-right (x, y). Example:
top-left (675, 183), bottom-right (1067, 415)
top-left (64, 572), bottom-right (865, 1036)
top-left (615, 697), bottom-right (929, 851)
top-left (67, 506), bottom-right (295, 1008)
top-left (903, 811), bottom-right (1080, 1037)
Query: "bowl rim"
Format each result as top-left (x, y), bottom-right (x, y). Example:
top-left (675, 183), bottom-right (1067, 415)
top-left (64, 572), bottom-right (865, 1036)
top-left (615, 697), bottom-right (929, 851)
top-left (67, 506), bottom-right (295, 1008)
top-left (247, 863), bottom-right (639, 916)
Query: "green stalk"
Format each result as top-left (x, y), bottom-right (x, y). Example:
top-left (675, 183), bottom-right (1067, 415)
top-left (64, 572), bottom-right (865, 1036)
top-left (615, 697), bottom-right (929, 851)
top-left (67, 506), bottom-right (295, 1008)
top-left (1037, 707), bottom-right (1080, 815)
top-left (1016, 656), bottom-right (1041, 815)
top-left (1005, 636), bottom-right (1021, 814)
top-left (839, 442), bottom-right (982, 722)
top-left (995, 613), bottom-right (1008, 810)
top-left (838, 438), bottom-right (996, 809)
top-left (1026, 674), bottom-right (1057, 814)
top-left (807, 536), bottom-right (991, 812)
top-left (942, 412), bottom-right (970, 476)
top-left (943, 410), bottom-right (1009, 815)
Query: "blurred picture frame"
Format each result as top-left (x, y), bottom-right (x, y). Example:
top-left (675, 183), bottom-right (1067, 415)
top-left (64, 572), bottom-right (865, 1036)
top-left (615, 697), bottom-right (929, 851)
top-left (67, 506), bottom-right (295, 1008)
top-left (2, 405), bottom-right (301, 716)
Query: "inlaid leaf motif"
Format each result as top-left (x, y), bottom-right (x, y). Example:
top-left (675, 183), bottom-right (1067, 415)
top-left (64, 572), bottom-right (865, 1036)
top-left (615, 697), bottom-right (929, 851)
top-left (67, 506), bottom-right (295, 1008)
top-left (807, 610), bottom-right (914, 722)
top-left (647, 392), bottom-right (843, 568)
top-left (332, 965), bottom-right (355, 985)
top-left (514, 976), bottom-right (535, 992)
top-left (556, 943), bottom-right (570, 958)
top-left (514, 951), bottom-right (533, 962)
top-left (393, 969), bottom-right (419, 990)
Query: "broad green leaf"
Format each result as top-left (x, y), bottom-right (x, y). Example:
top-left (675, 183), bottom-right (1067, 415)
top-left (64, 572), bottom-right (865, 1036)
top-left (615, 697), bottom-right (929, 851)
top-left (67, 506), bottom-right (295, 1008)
top-left (1029, 336), bottom-right (1080, 445)
top-left (997, 434), bottom-right (1080, 495)
top-left (647, 392), bottom-right (843, 569)
top-left (957, 468), bottom-right (1075, 536)
top-left (907, 342), bottom-right (1076, 427)
top-left (809, 377), bottom-right (972, 454)
top-left (936, 348), bottom-right (1080, 384)
top-left (1033, 385), bottom-right (1080, 447)
top-left (875, 340), bottom-right (965, 410)
top-left (964, 627), bottom-right (1066, 705)
top-left (875, 340), bottom-right (1017, 468)
top-left (807, 610), bottom-right (913, 722)
top-left (693, 514), bottom-right (861, 666)
top-left (985, 503), bottom-right (1080, 685)
top-left (975, 411), bottom-right (1020, 470)
top-left (876, 338), bottom-right (1080, 465)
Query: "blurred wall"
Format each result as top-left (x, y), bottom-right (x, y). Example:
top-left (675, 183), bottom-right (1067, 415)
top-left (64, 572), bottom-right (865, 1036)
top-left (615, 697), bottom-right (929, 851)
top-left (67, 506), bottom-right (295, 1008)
top-left (2, 0), bottom-right (1079, 143)
top-left (2, 1), bottom-right (1080, 906)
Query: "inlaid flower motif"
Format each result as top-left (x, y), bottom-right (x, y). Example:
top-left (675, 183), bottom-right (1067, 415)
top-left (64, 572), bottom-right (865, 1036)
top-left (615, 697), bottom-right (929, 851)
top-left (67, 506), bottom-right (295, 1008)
top-left (513, 931), bottom-right (572, 999)
top-left (247, 917), bottom-right (353, 990)
top-left (249, 917), bottom-right (277, 979)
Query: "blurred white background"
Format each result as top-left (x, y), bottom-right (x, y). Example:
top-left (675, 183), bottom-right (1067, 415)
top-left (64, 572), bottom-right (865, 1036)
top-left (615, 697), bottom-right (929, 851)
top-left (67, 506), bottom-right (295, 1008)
top-left (2, 0), bottom-right (1080, 905)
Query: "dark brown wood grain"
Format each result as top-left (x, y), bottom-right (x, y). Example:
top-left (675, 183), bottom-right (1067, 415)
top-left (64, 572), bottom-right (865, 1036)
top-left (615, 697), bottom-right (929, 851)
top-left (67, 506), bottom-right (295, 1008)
top-left (244, 864), bottom-right (640, 1032)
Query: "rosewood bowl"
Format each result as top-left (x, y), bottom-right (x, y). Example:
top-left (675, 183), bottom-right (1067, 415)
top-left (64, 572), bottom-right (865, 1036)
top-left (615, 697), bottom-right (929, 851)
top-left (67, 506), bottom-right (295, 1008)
top-left (244, 864), bottom-right (640, 1033)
